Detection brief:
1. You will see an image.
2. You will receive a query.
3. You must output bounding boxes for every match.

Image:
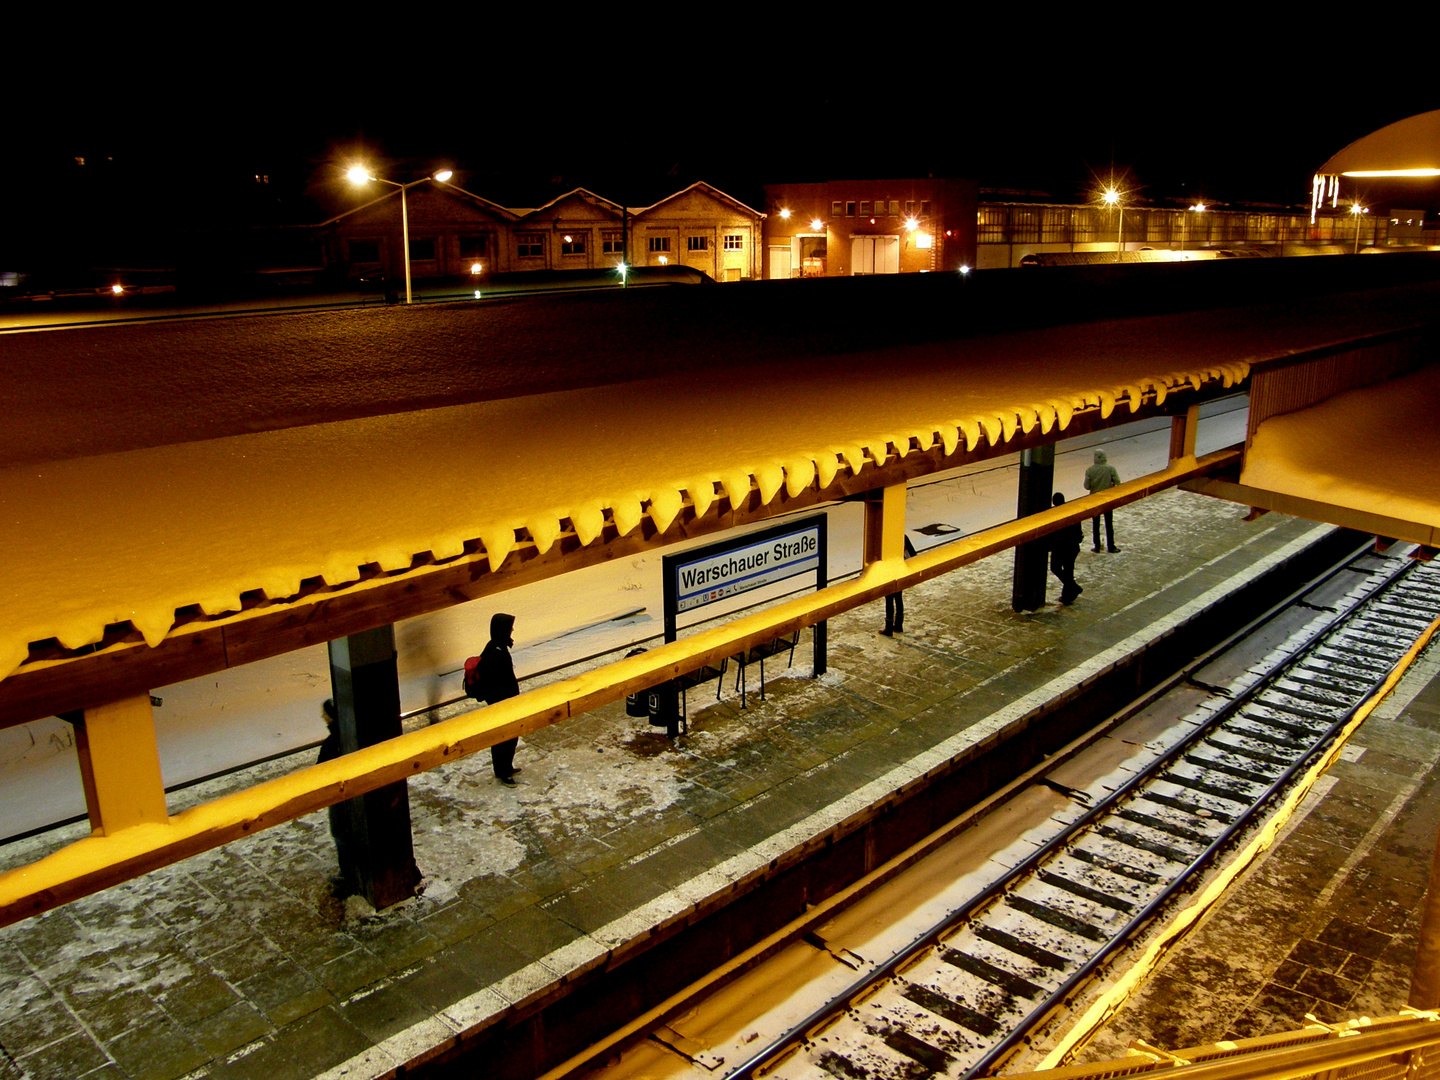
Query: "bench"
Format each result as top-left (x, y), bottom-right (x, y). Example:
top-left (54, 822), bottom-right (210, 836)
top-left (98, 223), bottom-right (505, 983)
top-left (732, 630), bottom-right (801, 707)
top-left (671, 657), bottom-right (730, 733)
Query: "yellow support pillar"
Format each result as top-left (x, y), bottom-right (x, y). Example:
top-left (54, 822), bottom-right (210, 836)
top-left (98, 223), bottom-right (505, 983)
top-left (74, 694), bottom-right (168, 834)
top-left (1169, 403), bottom-right (1200, 463)
top-left (864, 481), bottom-right (908, 565)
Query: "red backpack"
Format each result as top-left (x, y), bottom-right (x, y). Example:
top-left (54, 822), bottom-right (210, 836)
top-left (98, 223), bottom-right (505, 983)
top-left (463, 656), bottom-right (484, 700)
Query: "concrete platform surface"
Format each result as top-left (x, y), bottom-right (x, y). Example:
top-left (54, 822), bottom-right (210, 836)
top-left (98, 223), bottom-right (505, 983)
top-left (0, 492), bottom-right (1341, 1080)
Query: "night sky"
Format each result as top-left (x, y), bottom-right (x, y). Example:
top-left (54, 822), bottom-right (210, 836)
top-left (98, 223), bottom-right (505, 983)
top-left (7, 18), bottom-right (1439, 270)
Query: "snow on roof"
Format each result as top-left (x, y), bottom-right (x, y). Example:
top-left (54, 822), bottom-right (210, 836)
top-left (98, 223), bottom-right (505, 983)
top-left (628, 180), bottom-right (765, 219)
top-left (0, 315), bottom-right (1255, 683)
top-left (1240, 364), bottom-right (1440, 533)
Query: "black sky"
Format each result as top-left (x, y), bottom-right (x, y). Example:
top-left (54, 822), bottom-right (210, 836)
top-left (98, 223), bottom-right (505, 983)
top-left (7, 15), bottom-right (1440, 255)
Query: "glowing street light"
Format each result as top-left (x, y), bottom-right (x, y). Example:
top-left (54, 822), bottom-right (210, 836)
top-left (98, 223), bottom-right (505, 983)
top-left (347, 165), bottom-right (454, 304)
top-left (1180, 202), bottom-right (1206, 251)
top-left (779, 208), bottom-right (792, 220)
top-left (1350, 202), bottom-right (1369, 254)
top-left (809, 218), bottom-right (824, 231)
top-left (1102, 187), bottom-right (1124, 262)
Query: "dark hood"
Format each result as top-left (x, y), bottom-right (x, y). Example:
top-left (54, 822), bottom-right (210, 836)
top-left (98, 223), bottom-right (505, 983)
top-left (490, 612), bottom-right (515, 647)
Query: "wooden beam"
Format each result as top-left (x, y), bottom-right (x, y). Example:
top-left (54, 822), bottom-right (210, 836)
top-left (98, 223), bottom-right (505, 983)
top-left (0, 446), bottom-right (1239, 927)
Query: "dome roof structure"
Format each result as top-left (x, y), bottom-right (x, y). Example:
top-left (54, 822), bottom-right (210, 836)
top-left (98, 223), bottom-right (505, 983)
top-left (1312, 110), bottom-right (1440, 220)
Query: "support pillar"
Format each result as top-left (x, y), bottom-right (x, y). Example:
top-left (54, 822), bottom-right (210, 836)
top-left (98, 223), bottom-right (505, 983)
top-left (1012, 443), bottom-right (1055, 612)
top-left (863, 482), bottom-right (908, 565)
top-left (1168, 403), bottom-right (1200, 463)
top-left (327, 625), bottom-right (421, 910)
top-left (70, 694), bottom-right (169, 834)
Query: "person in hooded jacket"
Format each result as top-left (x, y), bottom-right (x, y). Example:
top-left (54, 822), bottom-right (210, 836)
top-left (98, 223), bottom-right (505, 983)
top-left (1083, 449), bottom-right (1122, 553)
top-left (475, 613), bottom-right (522, 785)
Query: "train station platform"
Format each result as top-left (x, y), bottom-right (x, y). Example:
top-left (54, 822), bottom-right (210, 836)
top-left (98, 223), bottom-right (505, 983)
top-left (0, 493), bottom-right (1418, 1080)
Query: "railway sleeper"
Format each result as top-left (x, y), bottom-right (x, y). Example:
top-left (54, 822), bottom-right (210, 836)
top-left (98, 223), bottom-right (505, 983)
top-left (1093, 822), bottom-right (1197, 865)
top-left (1200, 734), bottom-right (1299, 771)
top-left (1309, 645), bottom-right (1394, 675)
top-left (1138, 787), bottom-right (1239, 824)
top-left (970, 923), bottom-right (1071, 971)
top-left (1113, 807), bottom-right (1217, 846)
top-left (1240, 700), bottom-right (1336, 730)
top-left (1271, 678), bottom-right (1371, 709)
top-left (1282, 667), bottom-right (1380, 694)
top-left (1320, 639), bottom-right (1407, 666)
top-left (1003, 894), bottom-right (1113, 943)
top-left (1221, 715), bottom-right (1316, 750)
top-left (1048, 851), bottom-right (1156, 905)
top-left (1066, 845), bottom-right (1165, 886)
top-left (941, 948), bottom-right (1048, 999)
top-left (1034, 867), bottom-right (1137, 913)
top-left (1175, 753), bottom-right (1280, 789)
top-left (901, 974), bottom-right (1011, 1037)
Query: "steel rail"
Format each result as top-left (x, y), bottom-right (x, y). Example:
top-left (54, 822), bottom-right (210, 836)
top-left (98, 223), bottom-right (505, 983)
top-left (722, 550), bottom-right (1422, 1080)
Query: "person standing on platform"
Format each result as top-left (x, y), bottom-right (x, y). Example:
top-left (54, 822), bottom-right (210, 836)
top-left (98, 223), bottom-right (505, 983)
top-left (1084, 449), bottom-right (1122, 553)
top-left (882, 535), bottom-right (918, 636)
top-left (1049, 493), bottom-right (1083, 605)
top-left (476, 613), bottom-right (522, 785)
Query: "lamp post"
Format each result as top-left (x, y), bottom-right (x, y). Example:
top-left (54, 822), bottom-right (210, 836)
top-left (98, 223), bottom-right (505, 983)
top-left (1180, 203), bottom-right (1205, 251)
top-left (347, 166), bottom-right (454, 304)
top-left (1103, 188), bottom-right (1123, 262)
top-left (1350, 202), bottom-right (1368, 254)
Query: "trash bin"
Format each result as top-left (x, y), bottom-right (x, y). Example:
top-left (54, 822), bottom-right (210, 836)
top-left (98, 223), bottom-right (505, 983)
top-left (624, 649), bottom-right (651, 717)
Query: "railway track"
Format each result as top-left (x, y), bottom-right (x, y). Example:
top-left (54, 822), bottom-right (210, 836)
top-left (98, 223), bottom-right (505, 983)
top-left (569, 548), bottom-right (1440, 1080)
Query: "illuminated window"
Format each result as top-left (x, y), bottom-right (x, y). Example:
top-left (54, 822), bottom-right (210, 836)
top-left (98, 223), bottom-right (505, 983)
top-left (561, 235), bottom-right (587, 256)
top-left (602, 232), bottom-right (624, 254)
top-left (831, 201), bottom-right (843, 216)
top-left (517, 234), bottom-right (545, 258)
top-left (459, 235), bottom-right (489, 259)
top-left (845, 201), bottom-right (855, 217)
top-left (648, 236), bottom-right (671, 253)
top-left (723, 234), bottom-right (744, 250)
top-left (859, 201), bottom-right (870, 215)
top-left (888, 200), bottom-right (900, 217)
top-left (408, 238), bottom-right (436, 260)
top-left (915, 232), bottom-right (933, 250)
top-left (687, 235), bottom-right (709, 251)
top-left (348, 239), bottom-right (381, 263)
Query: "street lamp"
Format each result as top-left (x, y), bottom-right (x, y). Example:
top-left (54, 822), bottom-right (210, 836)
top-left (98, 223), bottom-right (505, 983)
top-left (1180, 203), bottom-right (1206, 252)
top-left (1350, 202), bottom-right (1369, 254)
top-left (347, 166), bottom-right (454, 304)
top-left (1103, 187), bottom-right (1123, 262)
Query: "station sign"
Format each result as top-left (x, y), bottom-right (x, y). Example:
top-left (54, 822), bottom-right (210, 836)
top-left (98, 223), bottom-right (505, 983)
top-left (662, 514), bottom-right (828, 646)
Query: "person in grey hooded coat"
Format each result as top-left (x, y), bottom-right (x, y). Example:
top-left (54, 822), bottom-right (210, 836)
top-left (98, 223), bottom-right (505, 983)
top-left (1083, 449), bottom-right (1122, 553)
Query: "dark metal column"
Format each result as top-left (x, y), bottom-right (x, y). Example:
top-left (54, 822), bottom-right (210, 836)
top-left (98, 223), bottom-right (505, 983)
top-left (1011, 444), bottom-right (1055, 612)
top-left (327, 625), bottom-right (421, 910)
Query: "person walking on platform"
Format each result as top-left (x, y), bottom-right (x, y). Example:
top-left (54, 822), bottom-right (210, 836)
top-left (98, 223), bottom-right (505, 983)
top-left (1049, 493), bottom-right (1083, 605)
top-left (475, 613), bottom-right (523, 785)
top-left (881, 536), bottom-right (918, 636)
top-left (1084, 449), bottom-right (1122, 553)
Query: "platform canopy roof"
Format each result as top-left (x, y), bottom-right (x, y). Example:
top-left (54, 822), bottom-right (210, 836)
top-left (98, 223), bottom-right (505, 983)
top-left (1318, 110), bottom-right (1440, 178)
top-left (4, 258), bottom-right (1440, 717)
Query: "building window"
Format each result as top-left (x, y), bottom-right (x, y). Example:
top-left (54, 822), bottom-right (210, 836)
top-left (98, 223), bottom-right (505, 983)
top-left (723, 234), bottom-right (744, 250)
top-left (648, 236), bottom-right (671, 253)
top-left (831, 201), bottom-right (843, 216)
top-left (517, 234), bottom-right (544, 258)
top-left (348, 239), bottom-right (381, 263)
top-left (459, 235), bottom-right (489, 259)
top-left (859, 201), bottom-right (870, 215)
top-left (602, 232), bottom-right (624, 254)
top-left (409, 237), bottom-right (436, 261)
top-left (561, 234), bottom-right (587, 256)
top-left (906, 200), bottom-right (915, 216)
top-left (687, 235), bottom-right (709, 251)
top-left (845, 201), bottom-right (855, 217)
top-left (921, 201), bottom-right (931, 217)
top-left (888, 200), bottom-right (900, 217)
